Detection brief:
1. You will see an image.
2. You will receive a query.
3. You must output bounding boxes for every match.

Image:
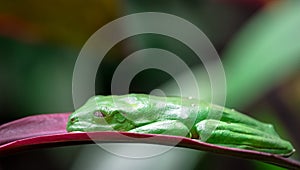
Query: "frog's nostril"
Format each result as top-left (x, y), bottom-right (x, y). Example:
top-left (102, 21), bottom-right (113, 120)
top-left (70, 117), bottom-right (78, 123)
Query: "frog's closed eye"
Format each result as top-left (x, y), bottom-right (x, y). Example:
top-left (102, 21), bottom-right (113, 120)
top-left (94, 111), bottom-right (105, 118)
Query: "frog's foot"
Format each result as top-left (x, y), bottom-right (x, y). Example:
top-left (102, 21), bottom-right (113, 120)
top-left (195, 119), bottom-right (295, 156)
top-left (129, 120), bottom-right (191, 138)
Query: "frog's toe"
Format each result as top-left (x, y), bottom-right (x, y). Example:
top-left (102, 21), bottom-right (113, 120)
top-left (195, 119), bottom-right (295, 156)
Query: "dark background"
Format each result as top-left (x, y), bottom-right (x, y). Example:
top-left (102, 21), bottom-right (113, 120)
top-left (0, 0), bottom-right (299, 169)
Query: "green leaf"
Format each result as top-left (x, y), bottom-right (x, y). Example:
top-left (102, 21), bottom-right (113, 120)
top-left (224, 0), bottom-right (300, 107)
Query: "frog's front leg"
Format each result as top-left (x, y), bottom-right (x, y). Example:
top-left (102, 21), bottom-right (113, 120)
top-left (195, 119), bottom-right (294, 156)
top-left (129, 120), bottom-right (191, 138)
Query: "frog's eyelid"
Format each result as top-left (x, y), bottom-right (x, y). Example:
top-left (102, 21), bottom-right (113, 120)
top-left (94, 111), bottom-right (105, 117)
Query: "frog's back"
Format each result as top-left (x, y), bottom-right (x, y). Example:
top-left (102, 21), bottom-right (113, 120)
top-left (91, 94), bottom-right (207, 127)
top-left (116, 94), bottom-right (203, 126)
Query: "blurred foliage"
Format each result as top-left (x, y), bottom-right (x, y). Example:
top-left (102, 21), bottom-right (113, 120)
top-left (0, 0), bottom-right (120, 46)
top-left (0, 0), bottom-right (299, 170)
top-left (223, 0), bottom-right (300, 107)
top-left (0, 37), bottom-right (76, 118)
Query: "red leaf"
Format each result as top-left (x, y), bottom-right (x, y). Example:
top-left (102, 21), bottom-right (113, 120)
top-left (0, 113), bottom-right (299, 169)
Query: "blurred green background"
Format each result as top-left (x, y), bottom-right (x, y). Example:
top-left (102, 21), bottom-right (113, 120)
top-left (0, 0), bottom-right (299, 169)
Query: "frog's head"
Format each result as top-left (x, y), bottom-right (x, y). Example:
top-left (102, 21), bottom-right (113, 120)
top-left (66, 95), bottom-right (136, 132)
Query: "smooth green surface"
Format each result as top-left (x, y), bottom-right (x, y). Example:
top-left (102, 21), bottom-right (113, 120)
top-left (67, 94), bottom-right (294, 156)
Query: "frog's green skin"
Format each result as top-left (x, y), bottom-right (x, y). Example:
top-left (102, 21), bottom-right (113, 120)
top-left (67, 94), bottom-right (295, 156)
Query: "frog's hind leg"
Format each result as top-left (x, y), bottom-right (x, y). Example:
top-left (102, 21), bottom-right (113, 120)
top-left (129, 120), bottom-right (191, 138)
top-left (219, 107), bottom-right (279, 137)
top-left (195, 119), bottom-right (294, 156)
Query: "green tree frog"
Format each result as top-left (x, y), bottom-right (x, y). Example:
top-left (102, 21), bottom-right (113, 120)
top-left (67, 94), bottom-right (295, 156)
